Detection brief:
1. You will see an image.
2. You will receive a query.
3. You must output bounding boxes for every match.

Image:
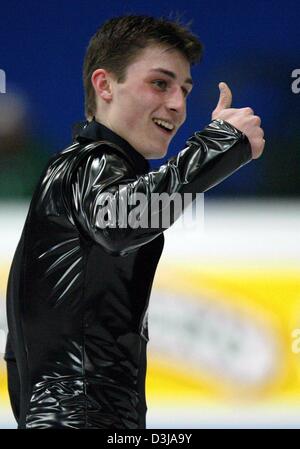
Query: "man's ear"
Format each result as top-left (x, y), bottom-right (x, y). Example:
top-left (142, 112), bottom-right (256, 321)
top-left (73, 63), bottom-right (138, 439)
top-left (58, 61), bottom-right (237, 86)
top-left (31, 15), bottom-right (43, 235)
top-left (91, 69), bottom-right (113, 102)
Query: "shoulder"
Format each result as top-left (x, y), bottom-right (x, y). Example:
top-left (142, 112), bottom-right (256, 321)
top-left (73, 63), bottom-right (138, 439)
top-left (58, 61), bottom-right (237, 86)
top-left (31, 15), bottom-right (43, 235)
top-left (73, 140), bottom-right (135, 174)
top-left (48, 139), bottom-right (134, 175)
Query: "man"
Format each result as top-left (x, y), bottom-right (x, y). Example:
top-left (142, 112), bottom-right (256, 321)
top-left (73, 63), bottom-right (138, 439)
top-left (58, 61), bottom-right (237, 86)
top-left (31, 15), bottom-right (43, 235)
top-left (4, 15), bottom-right (264, 429)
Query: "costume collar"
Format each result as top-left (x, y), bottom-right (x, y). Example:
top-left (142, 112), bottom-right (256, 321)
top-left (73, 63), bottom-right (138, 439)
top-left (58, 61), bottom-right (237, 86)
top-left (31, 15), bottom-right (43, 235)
top-left (73, 117), bottom-right (149, 174)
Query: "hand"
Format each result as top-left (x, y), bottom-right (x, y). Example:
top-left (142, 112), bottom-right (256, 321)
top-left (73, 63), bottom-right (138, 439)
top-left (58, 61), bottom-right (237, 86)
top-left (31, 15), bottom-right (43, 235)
top-left (211, 82), bottom-right (265, 159)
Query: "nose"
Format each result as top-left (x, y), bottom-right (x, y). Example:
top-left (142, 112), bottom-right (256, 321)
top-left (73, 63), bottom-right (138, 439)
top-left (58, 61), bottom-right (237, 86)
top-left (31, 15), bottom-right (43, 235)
top-left (166, 86), bottom-right (186, 118)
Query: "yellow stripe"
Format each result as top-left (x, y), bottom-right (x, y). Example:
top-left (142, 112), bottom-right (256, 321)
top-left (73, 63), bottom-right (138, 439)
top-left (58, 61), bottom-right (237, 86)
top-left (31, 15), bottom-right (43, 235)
top-left (148, 262), bottom-right (300, 403)
top-left (2, 261), bottom-right (300, 406)
top-left (0, 365), bottom-right (9, 405)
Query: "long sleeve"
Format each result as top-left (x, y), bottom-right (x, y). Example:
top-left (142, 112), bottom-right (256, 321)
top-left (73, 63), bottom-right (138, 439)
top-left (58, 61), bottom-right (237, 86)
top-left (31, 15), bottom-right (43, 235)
top-left (70, 119), bottom-right (252, 255)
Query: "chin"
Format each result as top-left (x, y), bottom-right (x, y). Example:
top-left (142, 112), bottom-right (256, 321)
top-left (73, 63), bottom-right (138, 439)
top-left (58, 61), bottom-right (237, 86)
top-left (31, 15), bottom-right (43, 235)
top-left (149, 143), bottom-right (169, 159)
top-left (145, 149), bottom-right (168, 160)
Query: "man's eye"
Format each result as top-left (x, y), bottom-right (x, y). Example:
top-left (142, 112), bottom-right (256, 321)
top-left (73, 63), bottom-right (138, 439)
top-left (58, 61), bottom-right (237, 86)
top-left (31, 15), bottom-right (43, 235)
top-left (153, 80), bottom-right (168, 90)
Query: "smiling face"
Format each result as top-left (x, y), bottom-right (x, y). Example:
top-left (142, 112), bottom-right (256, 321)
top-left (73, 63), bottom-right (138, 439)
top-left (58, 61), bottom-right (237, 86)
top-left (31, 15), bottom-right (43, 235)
top-left (93, 45), bottom-right (193, 159)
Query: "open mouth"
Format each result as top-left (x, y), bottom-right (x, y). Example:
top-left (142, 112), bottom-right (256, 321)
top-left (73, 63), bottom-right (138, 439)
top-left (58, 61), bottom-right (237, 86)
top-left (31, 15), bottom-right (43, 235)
top-left (152, 118), bottom-right (174, 135)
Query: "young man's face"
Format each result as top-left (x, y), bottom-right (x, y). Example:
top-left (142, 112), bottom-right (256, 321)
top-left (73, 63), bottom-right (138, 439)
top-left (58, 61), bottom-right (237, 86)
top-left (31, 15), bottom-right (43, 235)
top-left (101, 45), bottom-right (193, 159)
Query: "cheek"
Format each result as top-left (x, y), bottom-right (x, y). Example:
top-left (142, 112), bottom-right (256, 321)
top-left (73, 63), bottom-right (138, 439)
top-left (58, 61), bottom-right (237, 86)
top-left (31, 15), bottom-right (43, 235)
top-left (123, 92), bottom-right (155, 128)
top-left (116, 81), bottom-right (161, 131)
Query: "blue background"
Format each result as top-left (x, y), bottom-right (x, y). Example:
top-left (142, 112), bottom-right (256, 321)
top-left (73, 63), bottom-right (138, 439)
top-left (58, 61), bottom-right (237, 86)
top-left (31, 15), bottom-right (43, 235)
top-left (1, 0), bottom-right (299, 196)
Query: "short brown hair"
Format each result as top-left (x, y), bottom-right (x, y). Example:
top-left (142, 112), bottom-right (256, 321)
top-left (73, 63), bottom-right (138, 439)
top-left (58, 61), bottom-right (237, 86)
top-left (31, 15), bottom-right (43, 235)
top-left (83, 15), bottom-right (203, 119)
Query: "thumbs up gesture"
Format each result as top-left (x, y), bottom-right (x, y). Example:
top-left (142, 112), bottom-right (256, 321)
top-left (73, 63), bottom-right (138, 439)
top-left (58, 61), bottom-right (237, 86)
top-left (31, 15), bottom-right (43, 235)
top-left (211, 82), bottom-right (265, 159)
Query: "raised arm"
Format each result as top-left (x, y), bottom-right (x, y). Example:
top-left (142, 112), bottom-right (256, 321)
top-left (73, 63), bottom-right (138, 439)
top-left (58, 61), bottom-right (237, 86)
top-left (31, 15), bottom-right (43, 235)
top-left (70, 118), bottom-right (251, 256)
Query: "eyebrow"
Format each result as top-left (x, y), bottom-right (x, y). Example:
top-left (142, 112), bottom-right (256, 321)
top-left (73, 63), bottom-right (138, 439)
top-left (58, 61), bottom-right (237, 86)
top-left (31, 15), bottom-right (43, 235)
top-left (149, 68), bottom-right (193, 86)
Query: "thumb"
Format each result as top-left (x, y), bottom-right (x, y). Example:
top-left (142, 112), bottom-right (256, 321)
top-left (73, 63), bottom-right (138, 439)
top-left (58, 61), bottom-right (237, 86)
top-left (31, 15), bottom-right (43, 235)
top-left (213, 82), bottom-right (233, 116)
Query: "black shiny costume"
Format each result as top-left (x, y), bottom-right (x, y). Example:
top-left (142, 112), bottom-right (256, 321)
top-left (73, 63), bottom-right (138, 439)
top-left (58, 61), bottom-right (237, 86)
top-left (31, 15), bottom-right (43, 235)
top-left (4, 118), bottom-right (251, 428)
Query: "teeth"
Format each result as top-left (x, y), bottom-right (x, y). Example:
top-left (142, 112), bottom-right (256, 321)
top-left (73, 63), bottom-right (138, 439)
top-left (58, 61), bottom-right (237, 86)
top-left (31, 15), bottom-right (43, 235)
top-left (153, 118), bottom-right (174, 131)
